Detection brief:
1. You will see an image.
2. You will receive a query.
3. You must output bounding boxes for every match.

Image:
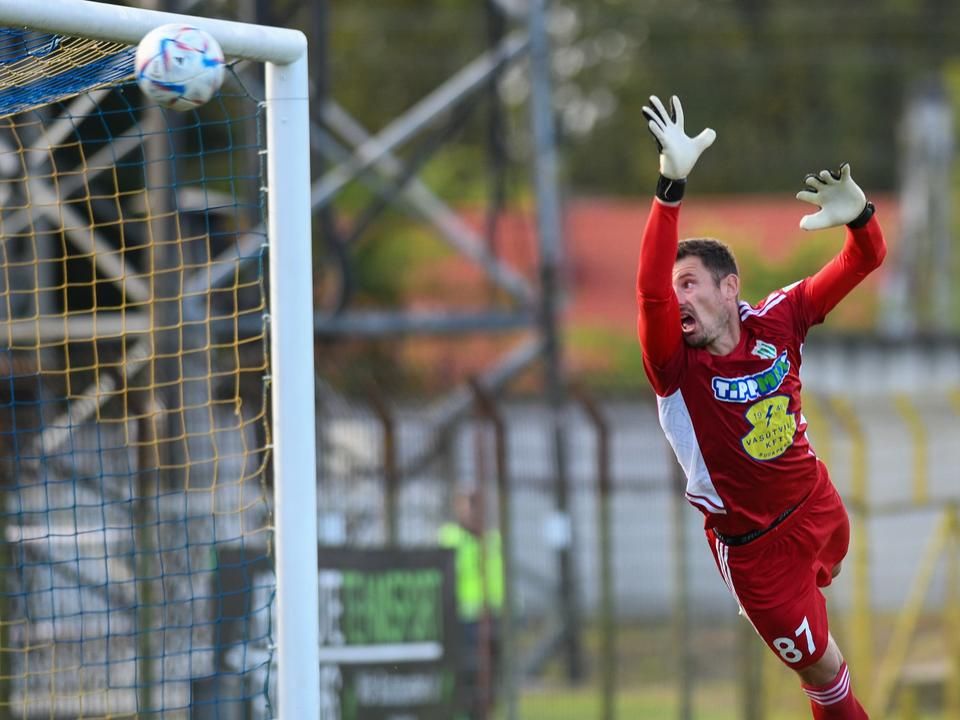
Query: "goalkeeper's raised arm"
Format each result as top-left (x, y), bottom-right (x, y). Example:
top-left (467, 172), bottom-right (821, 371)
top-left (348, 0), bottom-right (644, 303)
top-left (796, 162), bottom-right (887, 323)
top-left (635, 95), bottom-right (719, 390)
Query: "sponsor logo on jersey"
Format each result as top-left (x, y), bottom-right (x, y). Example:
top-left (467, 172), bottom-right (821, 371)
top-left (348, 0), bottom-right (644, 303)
top-left (711, 351), bottom-right (790, 403)
top-left (741, 395), bottom-right (797, 461)
top-left (751, 339), bottom-right (779, 360)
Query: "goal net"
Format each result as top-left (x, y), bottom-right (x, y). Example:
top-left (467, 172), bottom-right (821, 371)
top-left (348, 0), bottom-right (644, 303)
top-left (0, 7), bottom-right (317, 719)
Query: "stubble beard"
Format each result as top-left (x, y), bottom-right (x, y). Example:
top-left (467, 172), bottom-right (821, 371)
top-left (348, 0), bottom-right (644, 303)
top-left (683, 305), bottom-right (730, 350)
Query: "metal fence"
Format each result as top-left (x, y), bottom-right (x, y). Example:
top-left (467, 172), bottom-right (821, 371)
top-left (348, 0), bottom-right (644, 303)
top-left (314, 367), bottom-right (960, 720)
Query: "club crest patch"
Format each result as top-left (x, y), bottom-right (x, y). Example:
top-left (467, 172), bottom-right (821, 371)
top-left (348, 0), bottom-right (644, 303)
top-left (751, 339), bottom-right (779, 360)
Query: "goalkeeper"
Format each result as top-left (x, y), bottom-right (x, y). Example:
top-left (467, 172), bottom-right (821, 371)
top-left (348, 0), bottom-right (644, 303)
top-left (635, 95), bottom-right (885, 719)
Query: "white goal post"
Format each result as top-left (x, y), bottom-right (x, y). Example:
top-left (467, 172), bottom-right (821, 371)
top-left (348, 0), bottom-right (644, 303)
top-left (0, 0), bottom-right (320, 717)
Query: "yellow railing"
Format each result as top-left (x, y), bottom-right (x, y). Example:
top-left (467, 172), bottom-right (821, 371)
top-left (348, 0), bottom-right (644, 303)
top-left (761, 390), bottom-right (960, 719)
top-left (828, 395), bottom-right (873, 695)
top-left (871, 505), bottom-right (957, 716)
top-left (893, 393), bottom-right (929, 506)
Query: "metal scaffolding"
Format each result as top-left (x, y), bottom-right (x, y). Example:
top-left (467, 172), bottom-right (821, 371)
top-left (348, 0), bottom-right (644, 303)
top-left (302, 0), bottom-right (585, 692)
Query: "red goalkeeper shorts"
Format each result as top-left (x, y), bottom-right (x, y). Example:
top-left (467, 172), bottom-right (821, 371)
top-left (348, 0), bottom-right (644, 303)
top-left (706, 462), bottom-right (850, 670)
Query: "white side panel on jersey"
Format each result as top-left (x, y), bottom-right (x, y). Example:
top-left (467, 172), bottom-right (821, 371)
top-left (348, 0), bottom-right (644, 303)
top-left (657, 389), bottom-right (727, 514)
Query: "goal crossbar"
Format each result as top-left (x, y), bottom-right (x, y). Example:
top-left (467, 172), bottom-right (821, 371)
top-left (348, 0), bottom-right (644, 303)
top-left (0, 0), bottom-right (306, 64)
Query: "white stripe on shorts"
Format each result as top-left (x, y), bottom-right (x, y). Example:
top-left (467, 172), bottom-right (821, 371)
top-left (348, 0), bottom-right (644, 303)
top-left (714, 537), bottom-right (760, 632)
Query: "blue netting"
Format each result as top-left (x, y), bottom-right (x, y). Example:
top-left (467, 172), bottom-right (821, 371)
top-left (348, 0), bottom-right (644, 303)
top-left (0, 28), bottom-right (134, 117)
top-left (0, 28), bottom-right (60, 63)
top-left (0, 66), bottom-right (274, 717)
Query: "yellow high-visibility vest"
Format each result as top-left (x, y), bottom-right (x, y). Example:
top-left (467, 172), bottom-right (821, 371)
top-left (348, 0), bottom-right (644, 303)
top-left (438, 522), bottom-right (504, 622)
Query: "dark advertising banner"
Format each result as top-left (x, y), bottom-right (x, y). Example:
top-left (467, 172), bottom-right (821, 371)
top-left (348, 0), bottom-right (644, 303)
top-left (318, 548), bottom-right (458, 720)
top-left (214, 547), bottom-right (458, 720)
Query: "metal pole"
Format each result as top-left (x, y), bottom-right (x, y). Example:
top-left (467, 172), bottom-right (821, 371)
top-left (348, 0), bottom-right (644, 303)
top-left (310, 0), bottom-right (350, 316)
top-left (139, 0), bottom-right (182, 495)
top-left (470, 380), bottom-right (518, 720)
top-left (471, 403), bottom-right (493, 719)
top-left (671, 459), bottom-right (693, 720)
top-left (135, 398), bottom-right (159, 714)
top-left (739, 619), bottom-right (764, 720)
top-left (266, 51), bottom-right (322, 719)
top-left (945, 504), bottom-right (960, 717)
top-left (527, 0), bottom-right (582, 682)
top-left (141, 3), bottom-right (178, 706)
top-left (573, 385), bottom-right (616, 720)
top-left (369, 387), bottom-right (399, 546)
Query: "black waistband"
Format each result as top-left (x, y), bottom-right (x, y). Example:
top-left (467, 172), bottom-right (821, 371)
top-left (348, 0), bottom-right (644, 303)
top-left (714, 502), bottom-right (799, 547)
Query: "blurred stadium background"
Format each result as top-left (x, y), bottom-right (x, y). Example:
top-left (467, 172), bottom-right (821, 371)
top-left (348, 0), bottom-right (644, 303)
top-left (1, 1), bottom-right (960, 719)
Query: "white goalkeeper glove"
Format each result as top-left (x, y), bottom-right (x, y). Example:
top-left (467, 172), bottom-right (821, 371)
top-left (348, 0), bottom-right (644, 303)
top-left (796, 163), bottom-right (869, 231)
top-left (642, 95), bottom-right (716, 181)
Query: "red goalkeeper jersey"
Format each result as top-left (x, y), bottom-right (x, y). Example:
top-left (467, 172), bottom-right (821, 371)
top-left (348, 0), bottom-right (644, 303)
top-left (637, 199), bottom-right (885, 536)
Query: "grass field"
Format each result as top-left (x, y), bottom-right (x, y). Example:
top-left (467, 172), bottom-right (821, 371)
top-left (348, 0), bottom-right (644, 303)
top-left (501, 618), bottom-right (955, 720)
top-left (511, 682), bottom-right (948, 720)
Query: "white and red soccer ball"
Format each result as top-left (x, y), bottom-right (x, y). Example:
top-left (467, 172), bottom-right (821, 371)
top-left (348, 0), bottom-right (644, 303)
top-left (135, 24), bottom-right (225, 111)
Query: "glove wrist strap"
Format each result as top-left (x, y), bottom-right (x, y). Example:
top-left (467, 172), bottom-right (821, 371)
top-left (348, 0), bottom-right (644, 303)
top-left (847, 201), bottom-right (875, 229)
top-left (656, 175), bottom-right (686, 203)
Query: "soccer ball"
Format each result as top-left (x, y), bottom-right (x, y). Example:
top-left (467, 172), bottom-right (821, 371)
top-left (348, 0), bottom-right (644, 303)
top-left (135, 24), bottom-right (225, 111)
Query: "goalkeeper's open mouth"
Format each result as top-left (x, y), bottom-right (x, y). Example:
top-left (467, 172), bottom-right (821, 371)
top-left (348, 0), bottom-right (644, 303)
top-left (680, 311), bottom-right (697, 334)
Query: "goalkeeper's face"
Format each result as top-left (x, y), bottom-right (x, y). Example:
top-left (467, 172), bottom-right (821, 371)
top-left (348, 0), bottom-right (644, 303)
top-left (672, 256), bottom-right (739, 351)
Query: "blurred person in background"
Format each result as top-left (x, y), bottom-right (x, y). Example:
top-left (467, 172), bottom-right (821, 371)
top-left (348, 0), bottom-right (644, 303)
top-left (438, 490), bottom-right (504, 720)
top-left (635, 94), bottom-right (886, 719)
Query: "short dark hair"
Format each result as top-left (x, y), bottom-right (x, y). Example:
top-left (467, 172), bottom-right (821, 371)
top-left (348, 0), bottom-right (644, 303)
top-left (676, 238), bottom-right (739, 286)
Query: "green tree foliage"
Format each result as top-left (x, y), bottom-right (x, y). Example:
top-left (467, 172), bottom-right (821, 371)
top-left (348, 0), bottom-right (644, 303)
top-left (315, 0), bottom-right (960, 196)
top-left (567, 0), bottom-right (960, 195)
